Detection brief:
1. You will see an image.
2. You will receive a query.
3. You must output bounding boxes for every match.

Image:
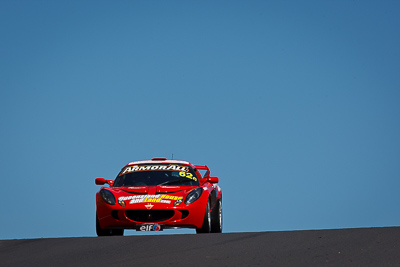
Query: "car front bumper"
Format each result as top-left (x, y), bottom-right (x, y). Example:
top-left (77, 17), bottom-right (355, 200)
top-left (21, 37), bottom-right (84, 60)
top-left (96, 192), bottom-right (208, 230)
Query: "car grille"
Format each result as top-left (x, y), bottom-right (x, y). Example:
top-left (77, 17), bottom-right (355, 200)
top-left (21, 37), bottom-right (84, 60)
top-left (125, 210), bottom-right (175, 222)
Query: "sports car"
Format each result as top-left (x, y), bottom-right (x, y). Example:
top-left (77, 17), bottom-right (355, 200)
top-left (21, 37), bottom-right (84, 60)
top-left (95, 158), bottom-right (222, 236)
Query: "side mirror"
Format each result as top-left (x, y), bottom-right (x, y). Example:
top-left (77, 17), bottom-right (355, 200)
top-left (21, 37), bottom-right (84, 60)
top-left (95, 178), bottom-right (114, 186)
top-left (95, 178), bottom-right (106, 185)
top-left (208, 176), bottom-right (219, 184)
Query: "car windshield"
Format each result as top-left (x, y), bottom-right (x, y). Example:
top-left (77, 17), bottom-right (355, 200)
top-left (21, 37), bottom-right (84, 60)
top-left (113, 164), bottom-right (199, 187)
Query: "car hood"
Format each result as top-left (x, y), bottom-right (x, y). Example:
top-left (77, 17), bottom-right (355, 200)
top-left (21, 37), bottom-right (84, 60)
top-left (113, 185), bottom-right (196, 194)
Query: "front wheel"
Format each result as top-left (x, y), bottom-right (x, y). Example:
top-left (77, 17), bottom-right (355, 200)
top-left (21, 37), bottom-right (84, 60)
top-left (96, 214), bottom-right (111, 236)
top-left (111, 229), bottom-right (124, 236)
top-left (196, 201), bottom-right (211, 234)
top-left (96, 214), bottom-right (124, 236)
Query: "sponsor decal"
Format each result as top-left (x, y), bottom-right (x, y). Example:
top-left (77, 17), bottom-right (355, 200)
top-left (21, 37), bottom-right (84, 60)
top-left (118, 194), bottom-right (183, 205)
top-left (137, 224), bottom-right (163, 231)
top-left (120, 165), bottom-right (189, 175)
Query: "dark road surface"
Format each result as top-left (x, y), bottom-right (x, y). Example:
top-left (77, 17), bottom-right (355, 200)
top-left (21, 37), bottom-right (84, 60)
top-left (1, 227), bottom-right (400, 266)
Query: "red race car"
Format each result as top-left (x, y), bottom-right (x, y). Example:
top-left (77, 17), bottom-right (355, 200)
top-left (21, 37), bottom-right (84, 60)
top-left (95, 158), bottom-right (222, 236)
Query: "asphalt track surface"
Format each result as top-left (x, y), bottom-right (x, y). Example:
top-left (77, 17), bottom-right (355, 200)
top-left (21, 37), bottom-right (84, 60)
top-left (1, 227), bottom-right (400, 267)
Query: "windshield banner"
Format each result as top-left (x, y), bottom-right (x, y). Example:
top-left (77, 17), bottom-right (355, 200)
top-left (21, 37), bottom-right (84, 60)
top-left (120, 165), bottom-right (189, 175)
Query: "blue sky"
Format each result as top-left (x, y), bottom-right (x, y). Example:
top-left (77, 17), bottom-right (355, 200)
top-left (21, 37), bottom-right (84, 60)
top-left (1, 0), bottom-right (400, 239)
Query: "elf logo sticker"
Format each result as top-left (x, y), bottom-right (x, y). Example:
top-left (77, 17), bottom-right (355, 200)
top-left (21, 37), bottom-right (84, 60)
top-left (138, 224), bottom-right (162, 231)
top-left (145, 203), bottom-right (154, 209)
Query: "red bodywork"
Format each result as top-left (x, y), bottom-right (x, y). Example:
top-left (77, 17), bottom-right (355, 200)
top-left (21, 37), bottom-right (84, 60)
top-left (95, 159), bottom-right (222, 234)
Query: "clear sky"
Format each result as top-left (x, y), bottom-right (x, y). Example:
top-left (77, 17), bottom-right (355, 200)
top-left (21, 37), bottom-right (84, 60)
top-left (1, 0), bottom-right (400, 239)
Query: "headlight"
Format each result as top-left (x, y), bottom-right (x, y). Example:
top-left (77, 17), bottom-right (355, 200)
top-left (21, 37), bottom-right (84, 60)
top-left (100, 189), bottom-right (116, 205)
top-left (185, 187), bottom-right (203, 205)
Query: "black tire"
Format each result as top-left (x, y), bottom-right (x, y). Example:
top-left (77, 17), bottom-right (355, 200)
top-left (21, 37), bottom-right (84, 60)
top-left (111, 229), bottom-right (124, 236)
top-left (96, 214), bottom-right (124, 236)
top-left (196, 201), bottom-right (211, 234)
top-left (96, 214), bottom-right (111, 236)
top-left (211, 199), bottom-right (222, 233)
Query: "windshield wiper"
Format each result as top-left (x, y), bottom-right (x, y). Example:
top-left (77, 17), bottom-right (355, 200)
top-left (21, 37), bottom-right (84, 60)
top-left (158, 179), bottom-right (190, 186)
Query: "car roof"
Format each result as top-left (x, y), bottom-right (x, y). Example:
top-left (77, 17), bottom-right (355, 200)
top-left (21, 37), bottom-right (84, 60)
top-left (125, 158), bottom-right (194, 167)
